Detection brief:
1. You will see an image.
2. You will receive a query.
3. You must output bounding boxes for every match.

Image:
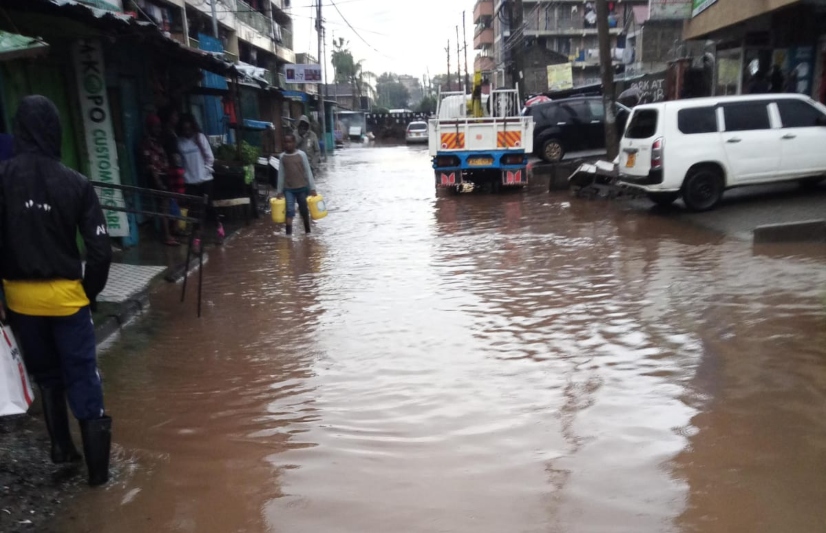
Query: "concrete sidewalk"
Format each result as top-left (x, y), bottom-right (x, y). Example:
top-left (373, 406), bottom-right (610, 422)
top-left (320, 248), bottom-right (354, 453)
top-left (93, 221), bottom-right (247, 346)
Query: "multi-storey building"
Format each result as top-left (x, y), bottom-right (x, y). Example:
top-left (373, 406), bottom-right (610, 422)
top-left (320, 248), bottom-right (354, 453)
top-left (490, 0), bottom-right (648, 90)
top-left (133, 0), bottom-right (295, 83)
top-left (473, 0), bottom-right (496, 83)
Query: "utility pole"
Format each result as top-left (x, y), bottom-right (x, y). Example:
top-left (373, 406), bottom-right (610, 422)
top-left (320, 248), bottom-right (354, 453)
top-left (596, 0), bottom-right (618, 159)
top-left (456, 25), bottom-right (462, 93)
top-left (317, 0), bottom-right (328, 157)
top-left (510, 0), bottom-right (524, 91)
top-left (210, 0), bottom-right (219, 38)
top-left (463, 11), bottom-right (470, 92)
top-left (446, 40), bottom-right (451, 92)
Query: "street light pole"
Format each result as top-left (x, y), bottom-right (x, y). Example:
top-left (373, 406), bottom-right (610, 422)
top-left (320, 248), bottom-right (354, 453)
top-left (317, 0), bottom-right (328, 157)
top-left (210, 0), bottom-right (219, 38)
top-left (463, 11), bottom-right (470, 92)
top-left (456, 25), bottom-right (462, 93)
top-left (446, 40), bottom-right (451, 92)
top-left (596, 0), bottom-right (618, 160)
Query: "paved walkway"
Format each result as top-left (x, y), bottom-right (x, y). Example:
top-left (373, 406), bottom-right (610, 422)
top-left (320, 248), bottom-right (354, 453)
top-left (98, 263), bottom-right (167, 304)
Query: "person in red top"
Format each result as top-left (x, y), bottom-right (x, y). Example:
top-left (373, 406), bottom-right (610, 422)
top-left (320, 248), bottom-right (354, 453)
top-left (140, 114), bottom-right (179, 246)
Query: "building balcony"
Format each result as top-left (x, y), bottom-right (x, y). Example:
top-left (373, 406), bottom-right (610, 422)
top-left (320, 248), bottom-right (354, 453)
top-left (237, 0), bottom-right (272, 37)
top-left (474, 54), bottom-right (495, 72)
top-left (474, 28), bottom-right (494, 49)
top-left (473, 0), bottom-right (494, 24)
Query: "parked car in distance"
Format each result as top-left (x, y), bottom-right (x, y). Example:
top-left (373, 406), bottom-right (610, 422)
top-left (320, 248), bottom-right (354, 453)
top-left (618, 94), bottom-right (826, 211)
top-left (406, 121), bottom-right (429, 143)
top-left (524, 97), bottom-right (631, 162)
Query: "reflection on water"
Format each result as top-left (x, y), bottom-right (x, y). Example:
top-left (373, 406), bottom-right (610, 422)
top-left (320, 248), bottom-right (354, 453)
top-left (59, 146), bottom-right (826, 533)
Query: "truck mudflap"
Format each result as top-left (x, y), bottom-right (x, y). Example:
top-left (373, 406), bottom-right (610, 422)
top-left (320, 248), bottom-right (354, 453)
top-left (436, 170), bottom-right (459, 188)
top-left (502, 168), bottom-right (527, 186)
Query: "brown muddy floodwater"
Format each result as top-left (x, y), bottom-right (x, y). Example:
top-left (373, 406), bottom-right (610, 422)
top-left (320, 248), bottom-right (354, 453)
top-left (59, 146), bottom-right (826, 533)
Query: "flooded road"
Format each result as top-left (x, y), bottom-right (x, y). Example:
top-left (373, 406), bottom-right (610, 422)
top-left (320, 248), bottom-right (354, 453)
top-left (60, 146), bottom-right (826, 532)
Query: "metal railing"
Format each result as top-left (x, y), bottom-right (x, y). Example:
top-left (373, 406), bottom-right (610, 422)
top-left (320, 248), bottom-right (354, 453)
top-left (90, 182), bottom-right (208, 317)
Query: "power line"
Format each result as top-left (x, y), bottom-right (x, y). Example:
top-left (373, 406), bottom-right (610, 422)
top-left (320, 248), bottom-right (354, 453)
top-left (328, 0), bottom-right (393, 59)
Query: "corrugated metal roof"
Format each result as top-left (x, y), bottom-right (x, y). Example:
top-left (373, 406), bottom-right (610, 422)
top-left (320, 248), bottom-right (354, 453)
top-left (0, 31), bottom-right (49, 61)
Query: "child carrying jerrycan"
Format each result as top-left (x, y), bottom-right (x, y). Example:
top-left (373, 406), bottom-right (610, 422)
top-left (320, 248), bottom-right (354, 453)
top-left (270, 132), bottom-right (327, 236)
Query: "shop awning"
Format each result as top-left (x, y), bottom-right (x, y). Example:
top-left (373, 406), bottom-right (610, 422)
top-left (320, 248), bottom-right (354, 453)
top-left (236, 62), bottom-right (270, 88)
top-left (0, 0), bottom-right (238, 76)
top-left (282, 90), bottom-right (309, 102)
top-left (0, 31), bottom-right (49, 61)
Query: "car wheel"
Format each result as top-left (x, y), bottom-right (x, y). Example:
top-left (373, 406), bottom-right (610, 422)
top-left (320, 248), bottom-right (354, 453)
top-left (798, 176), bottom-right (825, 190)
top-left (682, 166), bottom-right (724, 212)
top-left (647, 192), bottom-right (680, 207)
top-left (541, 139), bottom-right (564, 163)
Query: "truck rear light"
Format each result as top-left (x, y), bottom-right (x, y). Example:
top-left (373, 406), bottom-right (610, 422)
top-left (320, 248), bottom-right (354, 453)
top-left (651, 138), bottom-right (664, 170)
top-left (435, 155), bottom-right (460, 167)
top-left (502, 154), bottom-right (525, 165)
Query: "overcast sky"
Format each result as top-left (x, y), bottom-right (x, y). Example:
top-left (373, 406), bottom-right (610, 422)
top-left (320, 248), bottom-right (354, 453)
top-left (291, 0), bottom-right (476, 81)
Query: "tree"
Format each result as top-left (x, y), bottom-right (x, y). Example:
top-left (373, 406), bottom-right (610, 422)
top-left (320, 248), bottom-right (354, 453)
top-left (331, 38), bottom-right (356, 84)
top-left (417, 96), bottom-right (437, 114)
top-left (376, 73), bottom-right (411, 109)
top-left (331, 39), bottom-right (375, 109)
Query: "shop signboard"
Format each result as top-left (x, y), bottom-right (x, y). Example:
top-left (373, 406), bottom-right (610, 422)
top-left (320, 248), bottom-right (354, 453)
top-left (692, 0), bottom-right (718, 17)
top-left (650, 0), bottom-right (691, 20)
top-left (284, 64), bottom-right (323, 84)
top-left (547, 63), bottom-right (574, 92)
top-left (72, 38), bottom-right (129, 238)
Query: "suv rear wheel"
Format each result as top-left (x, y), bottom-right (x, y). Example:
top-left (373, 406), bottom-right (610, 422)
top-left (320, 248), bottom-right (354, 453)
top-left (682, 166), bottom-right (724, 212)
top-left (541, 139), bottom-right (564, 163)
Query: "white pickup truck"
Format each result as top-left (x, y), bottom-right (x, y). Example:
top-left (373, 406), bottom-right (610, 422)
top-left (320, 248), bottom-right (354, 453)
top-left (429, 88), bottom-right (534, 192)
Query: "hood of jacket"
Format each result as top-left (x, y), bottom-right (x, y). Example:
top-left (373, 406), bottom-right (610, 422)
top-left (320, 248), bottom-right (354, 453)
top-left (13, 95), bottom-right (62, 159)
top-left (298, 115), bottom-right (311, 127)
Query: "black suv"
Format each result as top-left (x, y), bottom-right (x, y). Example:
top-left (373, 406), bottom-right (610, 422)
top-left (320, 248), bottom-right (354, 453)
top-left (524, 97), bottom-right (631, 162)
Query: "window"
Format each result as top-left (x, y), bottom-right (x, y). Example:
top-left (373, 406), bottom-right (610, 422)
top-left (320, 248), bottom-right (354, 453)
top-left (678, 107), bottom-right (718, 134)
top-left (588, 100), bottom-right (605, 120)
top-left (625, 109), bottom-right (658, 139)
top-left (777, 99), bottom-right (825, 128)
top-left (559, 101), bottom-right (590, 123)
top-left (723, 103), bottom-right (771, 132)
top-left (540, 106), bottom-right (558, 123)
top-left (408, 123), bottom-right (427, 131)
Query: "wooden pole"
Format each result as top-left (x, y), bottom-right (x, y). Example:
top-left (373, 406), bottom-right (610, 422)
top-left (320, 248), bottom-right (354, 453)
top-left (597, 0), bottom-right (619, 159)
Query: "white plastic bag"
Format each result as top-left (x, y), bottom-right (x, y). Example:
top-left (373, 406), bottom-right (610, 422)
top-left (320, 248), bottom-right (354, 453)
top-left (0, 324), bottom-right (35, 416)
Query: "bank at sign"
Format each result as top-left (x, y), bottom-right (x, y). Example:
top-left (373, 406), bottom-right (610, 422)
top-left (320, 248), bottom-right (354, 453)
top-left (72, 38), bottom-right (129, 238)
top-left (692, 0), bottom-right (718, 17)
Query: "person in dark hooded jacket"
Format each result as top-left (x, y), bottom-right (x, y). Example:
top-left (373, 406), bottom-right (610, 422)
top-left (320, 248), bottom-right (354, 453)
top-left (296, 115), bottom-right (321, 173)
top-left (0, 95), bottom-right (113, 487)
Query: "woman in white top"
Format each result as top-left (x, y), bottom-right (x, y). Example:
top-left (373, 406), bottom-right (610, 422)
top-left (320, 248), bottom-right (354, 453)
top-left (177, 114), bottom-right (223, 251)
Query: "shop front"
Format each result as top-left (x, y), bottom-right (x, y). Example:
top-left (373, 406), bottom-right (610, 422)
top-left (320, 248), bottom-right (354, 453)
top-left (684, 1), bottom-right (826, 101)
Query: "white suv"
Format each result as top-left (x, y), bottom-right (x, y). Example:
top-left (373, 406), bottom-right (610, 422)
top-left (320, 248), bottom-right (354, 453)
top-left (618, 94), bottom-right (826, 211)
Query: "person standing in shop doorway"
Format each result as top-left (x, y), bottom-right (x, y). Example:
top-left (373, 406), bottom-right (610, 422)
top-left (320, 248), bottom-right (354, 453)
top-left (0, 95), bottom-right (113, 486)
top-left (276, 132), bottom-right (316, 236)
top-left (177, 114), bottom-right (223, 253)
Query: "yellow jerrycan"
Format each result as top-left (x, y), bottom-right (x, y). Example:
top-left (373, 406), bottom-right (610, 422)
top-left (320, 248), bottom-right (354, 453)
top-left (308, 194), bottom-right (328, 220)
top-left (270, 197), bottom-right (286, 224)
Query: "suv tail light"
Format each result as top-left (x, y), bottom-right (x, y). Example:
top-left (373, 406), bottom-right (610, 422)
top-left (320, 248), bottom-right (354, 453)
top-left (651, 137), bottom-right (664, 170)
